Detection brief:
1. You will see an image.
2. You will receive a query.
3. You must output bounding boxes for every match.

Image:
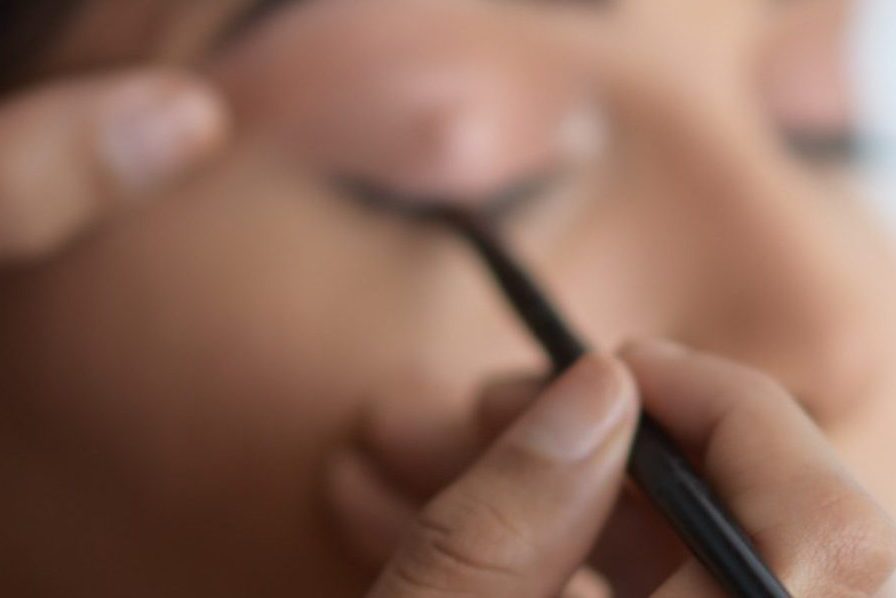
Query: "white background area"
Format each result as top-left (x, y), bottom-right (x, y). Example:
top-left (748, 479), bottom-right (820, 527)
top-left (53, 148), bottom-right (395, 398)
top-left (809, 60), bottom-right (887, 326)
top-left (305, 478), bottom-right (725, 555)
top-left (851, 0), bottom-right (896, 223)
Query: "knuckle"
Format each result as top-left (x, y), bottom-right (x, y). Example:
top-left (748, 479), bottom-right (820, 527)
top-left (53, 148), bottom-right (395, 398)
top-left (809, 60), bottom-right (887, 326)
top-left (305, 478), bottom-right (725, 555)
top-left (830, 513), bottom-right (896, 593)
top-left (800, 493), bottom-right (896, 595)
top-left (391, 490), bottom-right (531, 594)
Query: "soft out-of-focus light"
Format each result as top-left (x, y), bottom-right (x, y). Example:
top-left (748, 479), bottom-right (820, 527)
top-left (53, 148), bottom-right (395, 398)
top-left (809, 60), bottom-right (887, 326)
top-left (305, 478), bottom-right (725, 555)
top-left (850, 0), bottom-right (896, 223)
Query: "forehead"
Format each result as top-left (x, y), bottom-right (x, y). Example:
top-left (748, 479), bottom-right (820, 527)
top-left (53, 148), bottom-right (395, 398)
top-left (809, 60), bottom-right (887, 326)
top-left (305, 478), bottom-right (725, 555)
top-left (21, 0), bottom-right (249, 81)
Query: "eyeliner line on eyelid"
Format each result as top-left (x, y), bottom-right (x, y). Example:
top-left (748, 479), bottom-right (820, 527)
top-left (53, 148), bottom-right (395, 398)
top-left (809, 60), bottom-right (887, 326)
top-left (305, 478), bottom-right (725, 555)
top-left (333, 172), bottom-right (560, 226)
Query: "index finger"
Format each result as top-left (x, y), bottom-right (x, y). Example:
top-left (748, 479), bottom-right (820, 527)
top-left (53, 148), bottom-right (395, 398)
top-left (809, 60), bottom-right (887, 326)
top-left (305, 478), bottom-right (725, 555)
top-left (369, 355), bottom-right (638, 598)
top-left (0, 70), bottom-right (228, 264)
top-left (621, 340), bottom-right (896, 596)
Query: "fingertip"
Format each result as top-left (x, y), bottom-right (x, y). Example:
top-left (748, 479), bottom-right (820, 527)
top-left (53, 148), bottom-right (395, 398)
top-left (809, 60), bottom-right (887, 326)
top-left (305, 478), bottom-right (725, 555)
top-left (0, 71), bottom-right (230, 264)
top-left (562, 567), bottom-right (613, 598)
top-left (566, 353), bottom-right (640, 415)
top-left (98, 71), bottom-right (231, 194)
top-left (508, 354), bottom-right (638, 462)
top-left (619, 337), bottom-right (791, 421)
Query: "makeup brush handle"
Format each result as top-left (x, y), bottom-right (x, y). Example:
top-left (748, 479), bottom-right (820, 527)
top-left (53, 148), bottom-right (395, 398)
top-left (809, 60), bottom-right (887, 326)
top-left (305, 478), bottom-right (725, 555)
top-left (630, 416), bottom-right (792, 598)
top-left (448, 212), bottom-right (790, 597)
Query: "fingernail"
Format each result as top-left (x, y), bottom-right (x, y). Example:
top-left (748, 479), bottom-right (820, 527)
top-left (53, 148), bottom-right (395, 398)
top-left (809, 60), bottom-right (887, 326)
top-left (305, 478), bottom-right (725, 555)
top-left (100, 79), bottom-right (228, 193)
top-left (509, 355), bottom-right (636, 462)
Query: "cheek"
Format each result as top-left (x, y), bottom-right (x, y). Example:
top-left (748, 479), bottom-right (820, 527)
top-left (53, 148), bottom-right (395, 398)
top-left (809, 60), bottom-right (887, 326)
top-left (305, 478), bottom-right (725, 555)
top-left (0, 149), bottom-right (547, 459)
top-left (618, 133), bottom-right (896, 423)
top-left (0, 150), bottom-right (554, 594)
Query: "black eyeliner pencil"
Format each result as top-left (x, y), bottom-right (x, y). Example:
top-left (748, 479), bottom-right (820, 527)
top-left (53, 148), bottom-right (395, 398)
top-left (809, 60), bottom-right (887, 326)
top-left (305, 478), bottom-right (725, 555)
top-left (448, 211), bottom-right (792, 598)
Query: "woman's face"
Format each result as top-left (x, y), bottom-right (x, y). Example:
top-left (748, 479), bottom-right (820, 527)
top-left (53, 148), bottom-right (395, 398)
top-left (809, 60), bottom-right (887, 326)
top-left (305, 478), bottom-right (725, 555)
top-left (2, 0), bottom-right (895, 596)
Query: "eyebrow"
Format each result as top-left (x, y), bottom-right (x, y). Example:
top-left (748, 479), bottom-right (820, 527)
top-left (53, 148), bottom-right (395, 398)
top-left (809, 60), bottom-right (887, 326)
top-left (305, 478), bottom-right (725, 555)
top-left (220, 0), bottom-right (304, 45)
top-left (0, 0), bottom-right (83, 89)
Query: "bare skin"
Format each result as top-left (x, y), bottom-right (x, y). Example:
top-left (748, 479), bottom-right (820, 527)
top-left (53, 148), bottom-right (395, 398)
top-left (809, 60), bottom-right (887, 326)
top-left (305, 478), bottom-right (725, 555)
top-left (335, 343), bottom-right (896, 597)
top-left (0, 0), bottom-right (894, 595)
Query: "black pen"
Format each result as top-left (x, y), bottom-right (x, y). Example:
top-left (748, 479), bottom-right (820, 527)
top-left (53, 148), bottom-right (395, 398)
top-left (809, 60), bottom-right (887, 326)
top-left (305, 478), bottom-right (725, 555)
top-left (338, 176), bottom-right (792, 597)
top-left (446, 209), bottom-right (792, 598)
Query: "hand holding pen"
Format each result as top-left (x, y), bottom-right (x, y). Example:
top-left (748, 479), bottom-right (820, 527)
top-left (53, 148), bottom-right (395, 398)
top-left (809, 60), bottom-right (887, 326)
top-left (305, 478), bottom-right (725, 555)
top-left (327, 340), bottom-right (896, 597)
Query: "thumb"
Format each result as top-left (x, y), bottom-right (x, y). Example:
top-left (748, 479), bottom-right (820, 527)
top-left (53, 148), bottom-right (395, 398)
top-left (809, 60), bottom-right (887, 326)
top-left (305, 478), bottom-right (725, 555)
top-left (0, 69), bottom-right (229, 263)
top-left (369, 355), bottom-right (638, 598)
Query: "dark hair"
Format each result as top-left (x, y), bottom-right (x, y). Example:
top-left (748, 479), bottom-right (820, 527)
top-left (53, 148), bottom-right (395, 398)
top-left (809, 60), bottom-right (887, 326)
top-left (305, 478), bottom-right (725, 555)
top-left (0, 0), bottom-right (82, 87)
